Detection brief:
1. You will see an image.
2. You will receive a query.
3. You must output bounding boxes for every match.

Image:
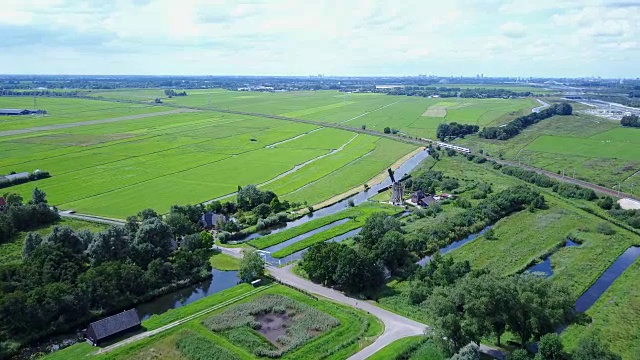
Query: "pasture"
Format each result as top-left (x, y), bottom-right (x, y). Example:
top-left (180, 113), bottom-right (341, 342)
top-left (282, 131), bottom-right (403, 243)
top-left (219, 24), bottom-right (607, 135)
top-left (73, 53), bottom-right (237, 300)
top-left (87, 89), bottom-right (538, 139)
top-left (0, 97), bottom-right (167, 131)
top-left (0, 96), bottom-right (417, 218)
top-left (456, 111), bottom-right (640, 197)
top-left (0, 91), bottom-right (540, 219)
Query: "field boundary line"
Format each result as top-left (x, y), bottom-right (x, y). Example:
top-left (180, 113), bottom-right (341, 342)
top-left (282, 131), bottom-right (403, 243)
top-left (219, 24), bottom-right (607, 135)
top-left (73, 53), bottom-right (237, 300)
top-left (93, 283), bottom-right (275, 355)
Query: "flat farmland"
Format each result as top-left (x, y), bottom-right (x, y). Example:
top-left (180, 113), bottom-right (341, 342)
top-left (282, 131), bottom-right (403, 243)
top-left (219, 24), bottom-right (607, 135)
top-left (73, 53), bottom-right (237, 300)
top-left (0, 96), bottom-right (168, 130)
top-left (87, 89), bottom-right (538, 139)
top-left (1, 100), bottom-right (416, 218)
top-left (456, 112), bottom-right (640, 197)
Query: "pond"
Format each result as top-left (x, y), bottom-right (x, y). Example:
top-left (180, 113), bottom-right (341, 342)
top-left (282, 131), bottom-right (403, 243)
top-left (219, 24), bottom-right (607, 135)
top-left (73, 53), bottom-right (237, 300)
top-left (417, 226), bottom-right (492, 266)
top-left (525, 239), bottom-right (582, 278)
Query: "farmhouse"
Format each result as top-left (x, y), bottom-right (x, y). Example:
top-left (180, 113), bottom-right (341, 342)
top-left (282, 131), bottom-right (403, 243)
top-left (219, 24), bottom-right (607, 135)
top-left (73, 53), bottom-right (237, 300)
top-left (410, 190), bottom-right (436, 207)
top-left (83, 309), bottom-right (141, 346)
top-left (0, 109), bottom-right (37, 116)
top-left (200, 212), bottom-right (227, 230)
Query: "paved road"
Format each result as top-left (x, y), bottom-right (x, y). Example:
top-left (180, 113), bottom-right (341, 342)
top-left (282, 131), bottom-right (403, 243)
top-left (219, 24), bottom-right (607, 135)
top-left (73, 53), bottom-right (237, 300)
top-left (59, 211), bottom-right (125, 226)
top-left (532, 98), bottom-right (550, 113)
top-left (0, 108), bottom-right (197, 137)
top-left (270, 264), bottom-right (426, 360)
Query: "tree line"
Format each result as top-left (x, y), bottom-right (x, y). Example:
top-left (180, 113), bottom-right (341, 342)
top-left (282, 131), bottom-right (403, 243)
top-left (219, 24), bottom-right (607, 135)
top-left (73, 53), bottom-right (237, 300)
top-left (0, 188), bottom-right (58, 244)
top-left (164, 89), bottom-right (187, 97)
top-left (479, 103), bottom-right (572, 140)
top-left (380, 87), bottom-right (535, 99)
top-left (436, 122), bottom-right (479, 141)
top-left (621, 114), bottom-right (640, 128)
top-left (0, 200), bottom-right (214, 357)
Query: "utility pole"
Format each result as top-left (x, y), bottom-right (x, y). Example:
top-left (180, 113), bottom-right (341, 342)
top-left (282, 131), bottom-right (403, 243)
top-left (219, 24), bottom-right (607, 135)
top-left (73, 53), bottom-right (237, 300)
top-left (573, 169), bottom-right (576, 178)
top-left (618, 183), bottom-right (621, 196)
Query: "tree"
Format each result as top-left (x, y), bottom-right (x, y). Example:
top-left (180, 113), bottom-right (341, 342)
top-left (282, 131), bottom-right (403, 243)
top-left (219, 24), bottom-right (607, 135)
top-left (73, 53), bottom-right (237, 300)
top-left (270, 197), bottom-right (282, 213)
top-left (239, 250), bottom-right (264, 283)
top-left (506, 274), bottom-right (574, 347)
top-left (42, 226), bottom-right (86, 253)
top-left (22, 232), bottom-right (43, 259)
top-left (596, 222), bottom-right (614, 235)
top-left (376, 230), bottom-right (408, 273)
top-left (132, 218), bottom-right (174, 268)
top-left (301, 242), bottom-right (344, 286)
top-left (125, 216), bottom-right (139, 236)
top-left (88, 226), bottom-right (130, 265)
top-left (461, 274), bottom-right (512, 347)
top-left (30, 187), bottom-right (47, 205)
top-left (534, 333), bottom-right (564, 360)
top-left (3, 192), bottom-right (23, 207)
top-left (253, 203), bottom-right (271, 219)
top-left (358, 212), bottom-right (402, 248)
top-left (508, 349), bottom-right (531, 360)
top-left (165, 212), bottom-right (198, 237)
top-left (138, 208), bottom-right (159, 220)
top-left (428, 285), bottom-right (479, 353)
top-left (451, 343), bottom-right (480, 360)
top-left (383, 127), bottom-right (391, 134)
top-left (598, 197), bottom-right (614, 210)
top-left (572, 333), bottom-right (621, 360)
top-left (237, 184), bottom-right (265, 211)
top-left (181, 233), bottom-right (208, 251)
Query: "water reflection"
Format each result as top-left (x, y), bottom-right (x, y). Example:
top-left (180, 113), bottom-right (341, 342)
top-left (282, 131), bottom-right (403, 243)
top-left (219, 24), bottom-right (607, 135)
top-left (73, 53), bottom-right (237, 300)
top-left (417, 226), bottom-right (492, 266)
top-left (135, 269), bottom-right (240, 321)
top-left (575, 246), bottom-right (640, 313)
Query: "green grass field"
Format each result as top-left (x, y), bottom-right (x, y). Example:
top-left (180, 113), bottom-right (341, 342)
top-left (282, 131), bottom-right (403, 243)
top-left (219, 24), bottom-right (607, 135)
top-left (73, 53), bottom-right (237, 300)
top-left (248, 203), bottom-right (395, 250)
top-left (271, 204), bottom-right (399, 258)
top-left (368, 336), bottom-right (445, 360)
top-left (456, 111), bottom-right (640, 198)
top-left (41, 284), bottom-right (383, 360)
top-left (373, 155), bottom-right (640, 357)
top-left (0, 97), bottom-right (167, 131)
top-left (210, 252), bottom-right (242, 271)
top-left (86, 89), bottom-right (538, 140)
top-left (0, 218), bottom-right (107, 265)
top-left (0, 95), bottom-right (417, 218)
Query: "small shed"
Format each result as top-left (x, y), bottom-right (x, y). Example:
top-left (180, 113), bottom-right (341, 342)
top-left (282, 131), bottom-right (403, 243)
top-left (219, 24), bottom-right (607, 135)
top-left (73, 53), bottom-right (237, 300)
top-left (200, 212), bottom-right (227, 229)
top-left (4, 172), bottom-right (29, 182)
top-left (0, 109), bottom-right (36, 116)
top-left (83, 309), bottom-right (141, 346)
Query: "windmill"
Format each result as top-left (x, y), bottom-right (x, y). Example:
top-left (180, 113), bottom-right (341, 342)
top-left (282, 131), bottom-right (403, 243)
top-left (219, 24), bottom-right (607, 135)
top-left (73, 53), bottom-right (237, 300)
top-left (388, 168), bottom-right (404, 206)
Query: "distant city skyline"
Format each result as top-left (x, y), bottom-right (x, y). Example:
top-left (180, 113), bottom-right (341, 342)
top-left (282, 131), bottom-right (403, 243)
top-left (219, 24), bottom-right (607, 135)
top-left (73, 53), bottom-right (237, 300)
top-left (1, 0), bottom-right (639, 78)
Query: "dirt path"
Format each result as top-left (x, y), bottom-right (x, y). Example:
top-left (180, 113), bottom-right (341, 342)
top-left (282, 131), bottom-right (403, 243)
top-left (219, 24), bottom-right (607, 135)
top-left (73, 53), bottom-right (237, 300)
top-left (0, 108), bottom-right (198, 137)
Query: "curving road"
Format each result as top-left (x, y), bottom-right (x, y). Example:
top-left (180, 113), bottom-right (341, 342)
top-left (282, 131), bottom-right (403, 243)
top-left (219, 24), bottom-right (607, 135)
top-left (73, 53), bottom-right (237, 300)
top-left (215, 246), bottom-right (503, 359)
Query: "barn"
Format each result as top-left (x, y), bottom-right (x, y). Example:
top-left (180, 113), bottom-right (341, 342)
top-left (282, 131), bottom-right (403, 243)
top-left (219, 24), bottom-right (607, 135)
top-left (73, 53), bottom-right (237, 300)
top-left (83, 309), bottom-right (141, 346)
top-left (0, 109), bottom-right (37, 116)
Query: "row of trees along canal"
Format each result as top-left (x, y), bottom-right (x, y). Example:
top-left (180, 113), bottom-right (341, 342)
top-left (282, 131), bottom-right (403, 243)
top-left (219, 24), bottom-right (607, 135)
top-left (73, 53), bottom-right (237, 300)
top-left (0, 184), bottom-right (305, 358)
top-left (300, 154), bottom-right (624, 359)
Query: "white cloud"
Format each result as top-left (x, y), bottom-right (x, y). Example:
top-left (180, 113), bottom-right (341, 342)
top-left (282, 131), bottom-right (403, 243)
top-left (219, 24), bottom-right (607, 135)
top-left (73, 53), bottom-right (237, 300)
top-left (499, 22), bottom-right (527, 38)
top-left (0, 0), bottom-right (638, 77)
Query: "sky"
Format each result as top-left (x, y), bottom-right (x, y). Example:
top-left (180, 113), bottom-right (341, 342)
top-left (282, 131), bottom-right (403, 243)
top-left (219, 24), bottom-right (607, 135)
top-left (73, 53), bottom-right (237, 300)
top-left (1, 0), bottom-right (639, 78)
